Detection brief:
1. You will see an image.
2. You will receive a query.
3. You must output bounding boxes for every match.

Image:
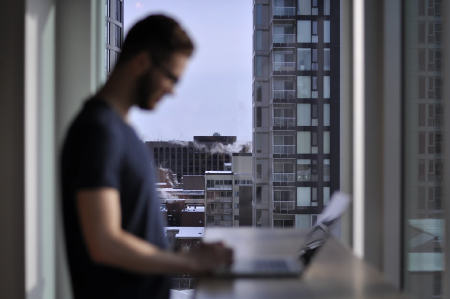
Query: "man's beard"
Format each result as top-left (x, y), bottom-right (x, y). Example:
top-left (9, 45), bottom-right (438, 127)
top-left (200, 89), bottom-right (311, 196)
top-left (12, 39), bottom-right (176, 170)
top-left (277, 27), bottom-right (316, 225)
top-left (136, 70), bottom-right (154, 110)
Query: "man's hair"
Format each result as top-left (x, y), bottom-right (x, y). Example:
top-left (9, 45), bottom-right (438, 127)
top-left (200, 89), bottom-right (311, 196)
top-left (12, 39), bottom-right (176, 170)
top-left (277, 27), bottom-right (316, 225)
top-left (117, 14), bottom-right (194, 66)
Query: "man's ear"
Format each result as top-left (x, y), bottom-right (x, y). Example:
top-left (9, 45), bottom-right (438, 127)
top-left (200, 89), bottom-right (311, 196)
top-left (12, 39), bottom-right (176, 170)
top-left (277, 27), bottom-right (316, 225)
top-left (131, 51), bottom-right (152, 76)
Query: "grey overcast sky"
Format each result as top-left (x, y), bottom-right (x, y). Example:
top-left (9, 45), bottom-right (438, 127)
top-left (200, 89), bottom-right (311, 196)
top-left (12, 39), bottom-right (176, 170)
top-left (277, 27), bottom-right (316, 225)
top-left (124, 0), bottom-right (253, 142)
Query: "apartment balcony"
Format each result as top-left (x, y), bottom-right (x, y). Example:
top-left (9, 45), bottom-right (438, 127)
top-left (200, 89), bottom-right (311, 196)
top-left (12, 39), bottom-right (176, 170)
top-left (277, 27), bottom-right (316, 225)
top-left (273, 201), bottom-right (296, 212)
top-left (207, 208), bottom-right (233, 215)
top-left (272, 34), bottom-right (296, 47)
top-left (206, 198), bottom-right (233, 203)
top-left (273, 6), bottom-right (296, 18)
top-left (273, 90), bottom-right (295, 100)
top-left (273, 145), bottom-right (295, 154)
top-left (273, 117), bottom-right (295, 128)
top-left (273, 62), bottom-right (295, 72)
top-left (273, 173), bottom-right (295, 182)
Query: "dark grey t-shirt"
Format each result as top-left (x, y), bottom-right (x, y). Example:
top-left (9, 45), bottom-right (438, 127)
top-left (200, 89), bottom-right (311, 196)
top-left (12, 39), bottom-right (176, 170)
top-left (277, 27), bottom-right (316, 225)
top-left (61, 97), bottom-right (170, 299)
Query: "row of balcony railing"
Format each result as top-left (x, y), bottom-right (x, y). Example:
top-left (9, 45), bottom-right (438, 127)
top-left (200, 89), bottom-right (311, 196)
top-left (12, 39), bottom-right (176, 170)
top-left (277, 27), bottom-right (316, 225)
top-left (273, 117), bottom-right (295, 127)
top-left (207, 208), bottom-right (233, 215)
top-left (273, 34), bottom-right (296, 44)
top-left (206, 198), bottom-right (233, 203)
top-left (273, 90), bottom-right (296, 99)
top-left (273, 173), bottom-right (295, 182)
top-left (273, 6), bottom-right (296, 16)
top-left (273, 145), bottom-right (295, 154)
top-left (273, 62), bottom-right (296, 72)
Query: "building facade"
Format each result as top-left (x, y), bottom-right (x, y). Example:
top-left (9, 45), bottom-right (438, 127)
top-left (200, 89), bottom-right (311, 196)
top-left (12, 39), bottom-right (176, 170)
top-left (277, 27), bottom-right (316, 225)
top-left (205, 153), bottom-right (253, 227)
top-left (404, 0), bottom-right (444, 297)
top-left (146, 136), bottom-right (244, 182)
top-left (252, 0), bottom-right (340, 228)
top-left (105, 0), bottom-right (123, 77)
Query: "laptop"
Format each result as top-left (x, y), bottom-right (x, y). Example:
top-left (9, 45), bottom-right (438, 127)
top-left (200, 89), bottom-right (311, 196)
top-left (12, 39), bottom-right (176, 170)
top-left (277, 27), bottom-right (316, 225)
top-left (214, 191), bottom-right (351, 278)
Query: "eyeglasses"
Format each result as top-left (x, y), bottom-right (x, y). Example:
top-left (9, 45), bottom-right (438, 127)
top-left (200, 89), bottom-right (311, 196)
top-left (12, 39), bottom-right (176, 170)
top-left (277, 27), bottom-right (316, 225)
top-left (155, 63), bottom-right (179, 85)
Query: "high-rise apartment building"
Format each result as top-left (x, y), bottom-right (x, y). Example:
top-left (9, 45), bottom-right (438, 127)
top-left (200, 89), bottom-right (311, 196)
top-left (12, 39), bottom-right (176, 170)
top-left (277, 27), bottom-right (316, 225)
top-left (105, 0), bottom-right (124, 77)
top-left (252, 0), bottom-right (340, 228)
top-left (404, 0), bottom-right (444, 297)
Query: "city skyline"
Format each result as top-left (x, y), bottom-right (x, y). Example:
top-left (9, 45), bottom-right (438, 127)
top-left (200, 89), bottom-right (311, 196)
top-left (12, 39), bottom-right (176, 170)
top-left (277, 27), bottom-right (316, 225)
top-left (123, 0), bottom-right (253, 142)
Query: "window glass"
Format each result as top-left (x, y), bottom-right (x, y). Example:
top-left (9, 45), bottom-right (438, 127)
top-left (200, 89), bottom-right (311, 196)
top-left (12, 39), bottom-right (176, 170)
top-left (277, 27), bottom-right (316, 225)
top-left (256, 5), bottom-right (262, 25)
top-left (323, 131), bottom-right (330, 154)
top-left (324, 159), bottom-right (330, 181)
top-left (324, 20), bottom-right (330, 43)
top-left (297, 159), bottom-right (311, 181)
top-left (297, 0), bottom-right (311, 15)
top-left (324, 48), bottom-right (331, 70)
top-left (297, 131), bottom-right (311, 154)
top-left (297, 187), bottom-right (311, 206)
top-left (324, 76), bottom-right (330, 98)
top-left (324, 104), bottom-right (330, 126)
top-left (256, 30), bottom-right (263, 50)
top-left (297, 20), bottom-right (312, 43)
top-left (323, 187), bottom-right (330, 205)
top-left (297, 104), bottom-right (311, 126)
top-left (256, 81), bottom-right (262, 102)
top-left (296, 214), bottom-right (312, 228)
top-left (324, 0), bottom-right (330, 15)
top-left (297, 76), bottom-right (311, 98)
top-left (297, 48), bottom-right (311, 71)
top-left (256, 56), bottom-right (262, 76)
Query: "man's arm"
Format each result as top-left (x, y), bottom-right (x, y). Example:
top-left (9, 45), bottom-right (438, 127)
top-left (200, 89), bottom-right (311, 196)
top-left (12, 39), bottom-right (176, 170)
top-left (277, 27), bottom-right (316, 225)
top-left (77, 188), bottom-right (232, 274)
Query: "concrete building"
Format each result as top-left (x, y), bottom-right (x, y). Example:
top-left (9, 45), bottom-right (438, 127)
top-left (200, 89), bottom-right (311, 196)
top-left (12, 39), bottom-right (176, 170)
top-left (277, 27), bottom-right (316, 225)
top-left (403, 1), bottom-right (445, 296)
top-left (252, 0), bottom-right (340, 228)
top-left (205, 153), bottom-right (253, 227)
top-left (146, 136), bottom-right (248, 182)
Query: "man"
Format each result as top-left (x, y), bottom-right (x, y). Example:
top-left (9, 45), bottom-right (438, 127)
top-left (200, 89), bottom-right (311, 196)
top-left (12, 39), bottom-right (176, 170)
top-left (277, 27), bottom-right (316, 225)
top-left (61, 15), bottom-right (232, 299)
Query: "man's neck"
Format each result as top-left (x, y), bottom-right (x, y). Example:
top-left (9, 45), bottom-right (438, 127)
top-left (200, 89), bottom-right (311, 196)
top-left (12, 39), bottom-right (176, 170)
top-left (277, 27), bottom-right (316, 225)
top-left (97, 68), bottom-right (135, 120)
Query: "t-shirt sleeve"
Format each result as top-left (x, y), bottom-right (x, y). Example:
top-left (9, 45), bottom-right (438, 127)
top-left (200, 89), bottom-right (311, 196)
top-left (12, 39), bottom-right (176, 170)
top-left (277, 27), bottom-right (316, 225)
top-left (69, 120), bottom-right (123, 191)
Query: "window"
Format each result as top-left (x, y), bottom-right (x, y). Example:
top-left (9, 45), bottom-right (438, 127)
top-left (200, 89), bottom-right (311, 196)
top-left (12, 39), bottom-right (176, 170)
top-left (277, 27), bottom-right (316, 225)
top-left (312, 21), bottom-right (318, 43)
top-left (297, 20), bottom-right (311, 43)
top-left (323, 187), bottom-right (330, 205)
top-left (256, 56), bottom-right (263, 76)
top-left (323, 131), bottom-right (330, 154)
top-left (256, 5), bottom-right (262, 25)
top-left (273, 135), bottom-right (295, 154)
top-left (297, 159), bottom-right (311, 181)
top-left (256, 81), bottom-right (262, 102)
top-left (418, 104), bottom-right (425, 126)
top-left (256, 30), bottom-right (263, 50)
top-left (273, 162), bottom-right (295, 182)
top-left (418, 22), bottom-right (426, 43)
top-left (115, 25), bottom-right (122, 48)
top-left (256, 186), bottom-right (262, 203)
top-left (297, 187), bottom-right (311, 206)
top-left (273, 107), bottom-right (295, 127)
top-left (297, 104), bottom-right (311, 126)
top-left (234, 215), bottom-right (239, 221)
top-left (324, 159), bottom-right (330, 181)
top-left (297, 131), bottom-right (311, 154)
top-left (324, 20), bottom-right (330, 43)
top-left (312, 48), bottom-right (318, 70)
top-left (324, 48), bottom-right (330, 70)
top-left (297, 48), bottom-right (312, 70)
top-left (273, 50), bottom-right (295, 71)
top-left (297, 76), bottom-right (311, 98)
top-left (273, 25), bottom-right (295, 43)
top-left (324, 104), bottom-right (330, 126)
top-left (324, 0), bottom-right (330, 15)
top-left (324, 76), bottom-right (330, 98)
top-left (297, 0), bottom-right (311, 15)
top-left (274, 219), bottom-right (294, 228)
top-left (256, 107), bottom-right (262, 127)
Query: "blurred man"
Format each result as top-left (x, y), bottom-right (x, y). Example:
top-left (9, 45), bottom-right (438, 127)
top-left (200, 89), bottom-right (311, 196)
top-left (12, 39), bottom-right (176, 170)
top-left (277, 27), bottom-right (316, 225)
top-left (61, 15), bottom-right (232, 299)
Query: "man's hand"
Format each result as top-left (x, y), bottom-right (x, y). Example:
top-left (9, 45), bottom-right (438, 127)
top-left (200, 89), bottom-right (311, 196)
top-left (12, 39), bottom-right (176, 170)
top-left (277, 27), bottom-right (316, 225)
top-left (184, 242), bottom-right (233, 274)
